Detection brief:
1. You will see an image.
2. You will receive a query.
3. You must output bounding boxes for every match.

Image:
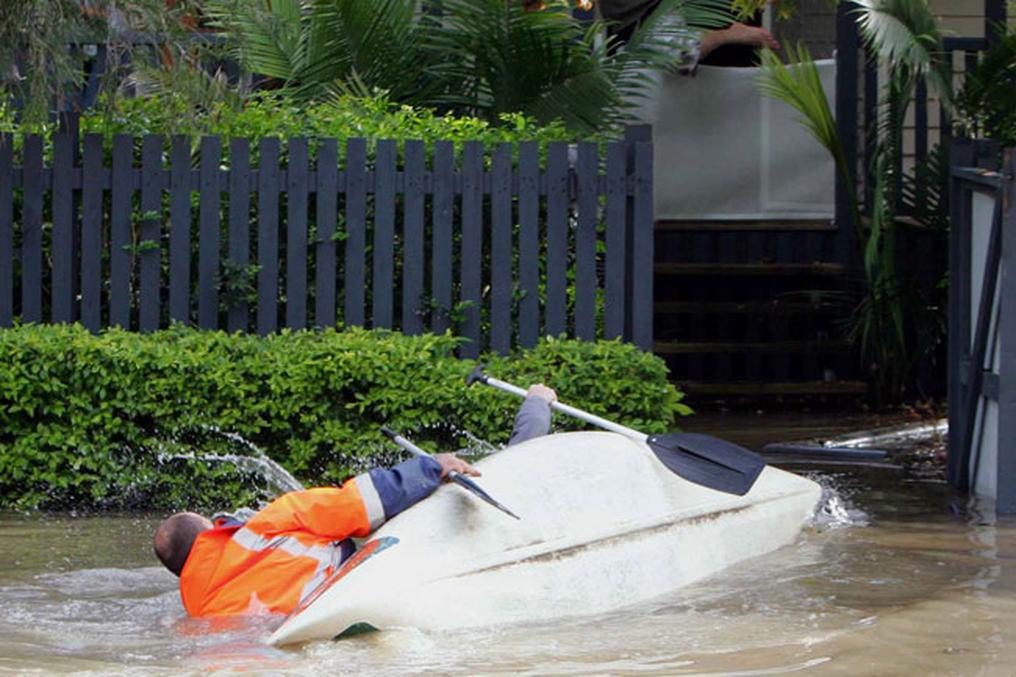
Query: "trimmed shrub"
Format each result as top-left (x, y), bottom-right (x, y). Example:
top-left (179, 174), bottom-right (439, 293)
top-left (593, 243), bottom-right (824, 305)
top-left (0, 325), bottom-right (688, 511)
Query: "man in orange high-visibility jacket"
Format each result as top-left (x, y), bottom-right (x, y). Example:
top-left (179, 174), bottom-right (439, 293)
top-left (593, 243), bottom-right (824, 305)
top-left (153, 384), bottom-right (557, 618)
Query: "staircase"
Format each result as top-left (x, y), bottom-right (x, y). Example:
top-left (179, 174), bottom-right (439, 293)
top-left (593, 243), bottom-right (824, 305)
top-left (654, 220), bottom-right (866, 401)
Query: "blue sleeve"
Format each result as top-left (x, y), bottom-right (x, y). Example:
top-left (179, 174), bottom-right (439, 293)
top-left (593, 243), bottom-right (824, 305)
top-left (368, 456), bottom-right (443, 519)
top-left (507, 396), bottom-right (552, 446)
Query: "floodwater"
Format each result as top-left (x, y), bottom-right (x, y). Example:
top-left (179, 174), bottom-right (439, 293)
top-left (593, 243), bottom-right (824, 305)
top-left (2, 424), bottom-right (1016, 675)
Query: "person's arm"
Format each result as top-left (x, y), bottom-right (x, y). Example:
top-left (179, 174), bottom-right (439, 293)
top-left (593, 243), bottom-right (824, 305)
top-left (507, 384), bottom-right (556, 446)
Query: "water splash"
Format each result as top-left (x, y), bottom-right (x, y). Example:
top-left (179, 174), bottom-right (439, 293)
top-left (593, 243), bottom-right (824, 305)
top-left (807, 476), bottom-right (870, 530)
top-left (162, 451), bottom-right (303, 496)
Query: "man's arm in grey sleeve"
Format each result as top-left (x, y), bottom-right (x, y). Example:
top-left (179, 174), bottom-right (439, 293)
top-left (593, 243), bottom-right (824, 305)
top-left (507, 396), bottom-right (553, 446)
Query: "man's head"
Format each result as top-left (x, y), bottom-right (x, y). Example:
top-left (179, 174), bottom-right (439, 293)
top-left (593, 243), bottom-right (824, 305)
top-left (153, 512), bottom-right (213, 576)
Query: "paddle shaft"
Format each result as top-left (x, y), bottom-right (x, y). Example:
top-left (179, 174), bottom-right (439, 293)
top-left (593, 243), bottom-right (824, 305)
top-left (480, 375), bottom-right (648, 444)
top-left (382, 428), bottom-right (467, 483)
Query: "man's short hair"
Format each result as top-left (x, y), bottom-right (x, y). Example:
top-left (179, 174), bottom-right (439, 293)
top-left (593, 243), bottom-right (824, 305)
top-left (153, 512), bottom-right (211, 576)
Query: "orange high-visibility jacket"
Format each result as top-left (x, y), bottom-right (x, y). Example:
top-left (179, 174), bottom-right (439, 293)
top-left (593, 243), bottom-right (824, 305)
top-left (179, 457), bottom-right (442, 617)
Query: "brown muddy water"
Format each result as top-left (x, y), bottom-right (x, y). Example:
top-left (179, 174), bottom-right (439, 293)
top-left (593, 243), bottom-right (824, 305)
top-left (2, 417), bottom-right (1016, 676)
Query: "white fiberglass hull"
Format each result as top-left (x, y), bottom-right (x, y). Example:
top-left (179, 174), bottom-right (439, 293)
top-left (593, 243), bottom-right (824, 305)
top-left (269, 431), bottom-right (821, 645)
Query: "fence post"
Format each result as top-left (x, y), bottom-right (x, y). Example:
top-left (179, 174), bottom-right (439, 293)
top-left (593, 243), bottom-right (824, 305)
top-left (995, 151), bottom-right (1016, 512)
top-left (947, 139), bottom-right (975, 488)
top-left (0, 135), bottom-right (11, 327)
top-left (835, 2), bottom-right (860, 265)
top-left (625, 124), bottom-right (653, 351)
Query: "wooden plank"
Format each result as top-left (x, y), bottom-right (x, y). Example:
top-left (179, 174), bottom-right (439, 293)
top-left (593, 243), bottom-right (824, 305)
top-left (677, 381), bottom-right (868, 396)
top-left (344, 137), bottom-right (367, 327)
top-left (0, 135), bottom-right (11, 327)
top-left (139, 135), bottom-right (163, 332)
top-left (575, 143), bottom-right (598, 341)
top-left (372, 140), bottom-right (397, 329)
top-left (257, 138), bottom-right (281, 335)
top-left (51, 133), bottom-right (74, 323)
top-left (459, 141), bottom-right (484, 357)
top-left (80, 134), bottom-right (104, 331)
top-left (632, 141), bottom-right (655, 352)
top-left (109, 134), bottom-right (133, 329)
top-left (315, 138), bottom-right (338, 328)
top-left (654, 262), bottom-right (845, 276)
top-left (198, 136), bottom-right (221, 330)
top-left (604, 142), bottom-right (626, 340)
top-left (834, 2), bottom-right (860, 262)
top-left (490, 143), bottom-right (513, 354)
top-left (228, 138), bottom-right (251, 332)
top-left (169, 136), bottom-right (191, 325)
top-left (431, 140), bottom-right (454, 334)
top-left (21, 135), bottom-right (43, 323)
top-left (995, 154), bottom-right (1016, 513)
top-left (402, 140), bottom-right (426, 335)
top-left (545, 143), bottom-right (569, 339)
top-left (654, 340), bottom-right (851, 354)
top-left (655, 220), bottom-right (836, 232)
top-left (286, 137), bottom-right (309, 329)
top-left (517, 141), bottom-right (540, 348)
top-left (655, 301), bottom-right (842, 315)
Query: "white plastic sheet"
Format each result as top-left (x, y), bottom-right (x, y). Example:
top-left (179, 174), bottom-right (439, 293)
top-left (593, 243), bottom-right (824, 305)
top-left (628, 60), bottom-right (837, 221)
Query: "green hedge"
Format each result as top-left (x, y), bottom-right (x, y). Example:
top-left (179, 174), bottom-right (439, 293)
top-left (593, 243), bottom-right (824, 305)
top-left (0, 325), bottom-right (688, 511)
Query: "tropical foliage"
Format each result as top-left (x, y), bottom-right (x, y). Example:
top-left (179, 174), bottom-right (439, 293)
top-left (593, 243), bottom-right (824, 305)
top-left (957, 26), bottom-right (1016, 148)
top-left (758, 0), bottom-right (951, 405)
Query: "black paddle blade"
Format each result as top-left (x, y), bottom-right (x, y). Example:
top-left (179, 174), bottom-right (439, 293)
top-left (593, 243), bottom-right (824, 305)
top-left (451, 473), bottom-right (521, 520)
top-left (645, 433), bottom-right (766, 496)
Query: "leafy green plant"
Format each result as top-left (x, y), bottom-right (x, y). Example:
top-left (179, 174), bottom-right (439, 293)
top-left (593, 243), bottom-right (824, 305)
top-left (0, 325), bottom-right (688, 511)
top-left (757, 0), bottom-right (951, 406)
top-left (956, 26), bottom-right (1016, 148)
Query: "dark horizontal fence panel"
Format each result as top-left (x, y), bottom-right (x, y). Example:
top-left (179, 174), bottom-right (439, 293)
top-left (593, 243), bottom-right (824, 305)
top-left (545, 142), bottom-right (569, 339)
top-left (21, 135), bottom-right (43, 324)
top-left (169, 136), bottom-right (192, 325)
top-left (139, 135), bottom-right (163, 333)
top-left (604, 141), bottom-right (627, 340)
top-left (575, 143), bottom-right (598, 342)
top-left (0, 135), bottom-right (12, 328)
top-left (372, 140), bottom-right (397, 330)
top-left (459, 141), bottom-right (484, 358)
top-left (345, 137), bottom-right (367, 328)
top-left (51, 133), bottom-right (74, 324)
top-left (490, 143), bottom-right (513, 355)
top-left (432, 140), bottom-right (454, 335)
top-left (80, 134), bottom-right (104, 332)
top-left (228, 138), bottom-right (252, 333)
top-left (518, 141), bottom-right (540, 349)
top-left (403, 141), bottom-right (426, 335)
top-left (315, 138), bottom-right (338, 329)
top-left (257, 138), bottom-right (281, 336)
top-left (1, 131), bottom-right (654, 355)
top-left (286, 138), bottom-right (309, 330)
top-left (109, 134), bottom-right (132, 329)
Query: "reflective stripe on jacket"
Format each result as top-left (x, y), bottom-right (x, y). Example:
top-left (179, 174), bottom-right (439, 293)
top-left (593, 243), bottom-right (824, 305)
top-left (179, 456), bottom-right (442, 617)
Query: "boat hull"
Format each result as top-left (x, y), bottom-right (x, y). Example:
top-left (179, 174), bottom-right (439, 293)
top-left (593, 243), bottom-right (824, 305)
top-left (269, 431), bottom-right (821, 645)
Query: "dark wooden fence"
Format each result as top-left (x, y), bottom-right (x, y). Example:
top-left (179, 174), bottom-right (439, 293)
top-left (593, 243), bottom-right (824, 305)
top-left (947, 141), bottom-right (1014, 511)
top-left (0, 128), bottom-right (654, 355)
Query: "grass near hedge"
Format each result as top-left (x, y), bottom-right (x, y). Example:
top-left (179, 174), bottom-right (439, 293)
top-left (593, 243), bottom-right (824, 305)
top-left (0, 325), bottom-right (688, 511)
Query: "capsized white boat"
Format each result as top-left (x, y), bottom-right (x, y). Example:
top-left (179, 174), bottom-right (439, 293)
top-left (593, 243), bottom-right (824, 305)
top-left (268, 430), bottom-right (821, 646)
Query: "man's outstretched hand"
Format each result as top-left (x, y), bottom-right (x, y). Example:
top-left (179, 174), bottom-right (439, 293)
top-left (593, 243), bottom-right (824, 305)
top-left (434, 453), bottom-right (481, 479)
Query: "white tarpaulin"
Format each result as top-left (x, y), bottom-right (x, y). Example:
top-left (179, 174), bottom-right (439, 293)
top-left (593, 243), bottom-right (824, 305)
top-left (629, 60), bottom-right (837, 221)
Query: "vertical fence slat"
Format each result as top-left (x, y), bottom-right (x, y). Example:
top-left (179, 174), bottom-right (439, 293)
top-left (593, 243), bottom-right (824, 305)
top-left (51, 133), bottom-right (74, 323)
top-left (139, 135), bottom-right (163, 332)
top-left (0, 135), bottom-right (11, 327)
top-left (459, 141), bottom-right (484, 357)
top-left (835, 1), bottom-right (860, 264)
top-left (198, 136), bottom-right (221, 330)
top-left (914, 78), bottom-right (928, 164)
top-left (372, 140), bottom-right (397, 329)
top-left (632, 142), bottom-right (654, 351)
top-left (575, 143), bottom-right (598, 341)
top-left (169, 136), bottom-right (191, 325)
top-left (431, 140), bottom-right (454, 334)
top-left (518, 141), bottom-right (540, 348)
top-left (258, 138), bottom-right (280, 335)
top-left (604, 142), bottom-right (626, 340)
top-left (402, 140), bottom-right (426, 334)
top-left (315, 138), bottom-right (338, 328)
top-left (227, 138), bottom-right (251, 332)
top-left (80, 134), bottom-right (104, 331)
top-left (286, 138), bottom-right (308, 329)
top-left (545, 143), bottom-right (569, 339)
top-left (996, 156), bottom-right (1016, 513)
top-left (21, 135), bottom-right (43, 323)
top-left (490, 143), bottom-right (513, 354)
top-left (109, 135), bottom-right (132, 328)
top-left (344, 138), bottom-right (367, 327)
